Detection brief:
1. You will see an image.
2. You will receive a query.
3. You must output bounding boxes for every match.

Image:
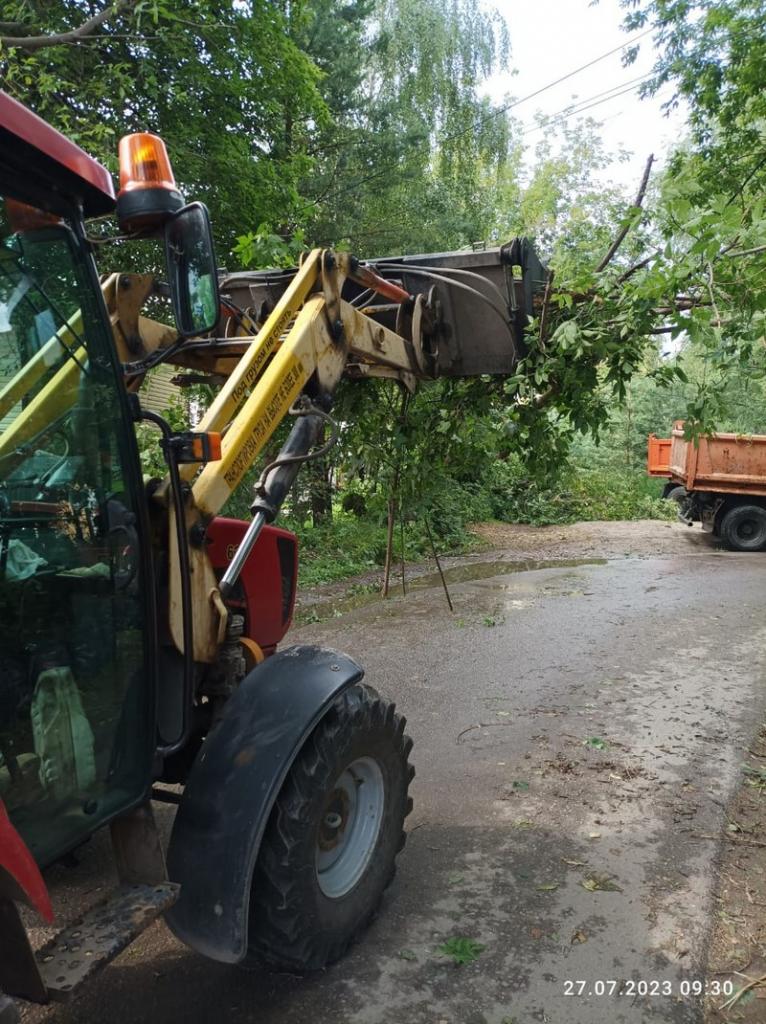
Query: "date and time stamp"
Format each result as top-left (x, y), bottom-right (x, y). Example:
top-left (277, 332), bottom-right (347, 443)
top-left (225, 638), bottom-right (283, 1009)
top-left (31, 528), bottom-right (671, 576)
top-left (563, 979), bottom-right (734, 999)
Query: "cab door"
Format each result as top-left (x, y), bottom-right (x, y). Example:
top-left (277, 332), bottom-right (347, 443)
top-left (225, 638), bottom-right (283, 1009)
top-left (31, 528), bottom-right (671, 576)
top-left (0, 195), bottom-right (155, 866)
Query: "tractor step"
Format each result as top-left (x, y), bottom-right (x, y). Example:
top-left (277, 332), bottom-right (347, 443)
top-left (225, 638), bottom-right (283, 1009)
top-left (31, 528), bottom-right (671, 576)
top-left (0, 991), bottom-right (19, 1024)
top-left (36, 882), bottom-right (179, 1002)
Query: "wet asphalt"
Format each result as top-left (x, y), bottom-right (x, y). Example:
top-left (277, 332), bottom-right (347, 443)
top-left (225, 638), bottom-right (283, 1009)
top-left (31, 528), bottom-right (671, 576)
top-left (23, 539), bottom-right (766, 1024)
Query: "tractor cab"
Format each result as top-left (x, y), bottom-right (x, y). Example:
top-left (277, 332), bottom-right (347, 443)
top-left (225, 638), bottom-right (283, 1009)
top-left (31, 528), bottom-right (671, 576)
top-left (0, 94), bottom-right (231, 873)
top-left (0, 105), bottom-right (162, 873)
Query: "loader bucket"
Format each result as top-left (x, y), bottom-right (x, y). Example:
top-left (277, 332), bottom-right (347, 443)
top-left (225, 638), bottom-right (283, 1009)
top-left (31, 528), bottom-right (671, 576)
top-left (220, 237), bottom-right (549, 379)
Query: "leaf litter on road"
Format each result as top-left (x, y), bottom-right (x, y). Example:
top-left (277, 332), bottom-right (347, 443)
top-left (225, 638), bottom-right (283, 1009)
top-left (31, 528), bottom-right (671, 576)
top-left (581, 874), bottom-right (623, 893)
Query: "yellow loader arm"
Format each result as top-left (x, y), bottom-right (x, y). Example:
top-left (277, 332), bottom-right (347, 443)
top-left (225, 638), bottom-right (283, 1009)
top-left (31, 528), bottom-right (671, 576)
top-left (137, 250), bottom-right (434, 661)
top-left (115, 243), bottom-right (545, 664)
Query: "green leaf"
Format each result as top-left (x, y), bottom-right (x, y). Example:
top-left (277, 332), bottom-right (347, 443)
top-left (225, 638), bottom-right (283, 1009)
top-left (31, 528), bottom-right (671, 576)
top-left (438, 937), bottom-right (486, 965)
top-left (581, 874), bottom-right (622, 893)
top-left (584, 737), bottom-right (608, 750)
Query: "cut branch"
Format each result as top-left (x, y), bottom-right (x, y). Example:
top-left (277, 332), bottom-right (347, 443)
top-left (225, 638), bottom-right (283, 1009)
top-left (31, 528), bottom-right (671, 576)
top-left (538, 269), bottom-right (555, 351)
top-left (533, 384), bottom-right (557, 409)
top-left (596, 153), bottom-right (655, 273)
top-left (616, 253), bottom-right (654, 284)
top-left (0, 0), bottom-right (135, 51)
top-left (727, 243), bottom-right (766, 259)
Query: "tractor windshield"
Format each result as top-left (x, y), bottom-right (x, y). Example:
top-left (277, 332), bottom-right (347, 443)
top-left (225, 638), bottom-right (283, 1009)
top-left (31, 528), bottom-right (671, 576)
top-left (0, 195), bottom-right (153, 866)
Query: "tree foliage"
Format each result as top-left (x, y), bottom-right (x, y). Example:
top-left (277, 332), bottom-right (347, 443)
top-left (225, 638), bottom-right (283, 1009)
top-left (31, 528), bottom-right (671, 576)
top-left (9, 0), bottom-right (766, 555)
top-left (602, 0), bottom-right (766, 435)
top-left (278, 0), bottom-right (514, 256)
top-left (1, 0), bottom-right (326, 252)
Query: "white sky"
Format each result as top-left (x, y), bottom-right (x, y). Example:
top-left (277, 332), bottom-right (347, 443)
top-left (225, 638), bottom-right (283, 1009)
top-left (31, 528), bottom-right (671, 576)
top-left (482, 0), bottom-right (689, 190)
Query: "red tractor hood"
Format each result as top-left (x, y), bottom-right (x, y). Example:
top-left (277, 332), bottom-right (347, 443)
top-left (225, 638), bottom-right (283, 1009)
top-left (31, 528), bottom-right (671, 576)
top-left (0, 90), bottom-right (115, 217)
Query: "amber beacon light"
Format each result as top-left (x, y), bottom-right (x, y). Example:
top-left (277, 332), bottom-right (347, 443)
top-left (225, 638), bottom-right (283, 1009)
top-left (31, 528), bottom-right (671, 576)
top-left (116, 132), bottom-right (185, 231)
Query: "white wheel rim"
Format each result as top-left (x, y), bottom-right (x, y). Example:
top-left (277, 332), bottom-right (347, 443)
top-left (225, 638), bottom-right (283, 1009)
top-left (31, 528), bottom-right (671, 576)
top-left (315, 756), bottom-right (385, 899)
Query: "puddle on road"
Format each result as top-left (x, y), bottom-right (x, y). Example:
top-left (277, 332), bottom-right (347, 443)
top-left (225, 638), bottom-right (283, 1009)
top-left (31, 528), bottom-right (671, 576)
top-left (411, 557), bottom-right (605, 589)
top-left (296, 557), bottom-right (607, 624)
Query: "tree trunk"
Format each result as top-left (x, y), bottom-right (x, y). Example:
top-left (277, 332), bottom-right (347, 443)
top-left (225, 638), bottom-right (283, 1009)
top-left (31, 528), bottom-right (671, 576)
top-left (309, 427), bottom-right (333, 527)
top-left (383, 497), bottom-right (396, 598)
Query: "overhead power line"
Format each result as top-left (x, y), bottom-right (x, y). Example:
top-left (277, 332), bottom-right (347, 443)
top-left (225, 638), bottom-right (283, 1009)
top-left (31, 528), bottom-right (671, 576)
top-left (302, 27), bottom-right (655, 212)
top-left (442, 27), bottom-right (655, 147)
top-left (522, 72), bottom-right (655, 136)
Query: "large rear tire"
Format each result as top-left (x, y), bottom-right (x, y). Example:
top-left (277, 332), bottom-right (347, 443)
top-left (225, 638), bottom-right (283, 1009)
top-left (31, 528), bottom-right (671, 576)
top-left (665, 485), bottom-right (687, 504)
top-left (720, 504), bottom-right (766, 551)
top-left (245, 683), bottom-right (414, 971)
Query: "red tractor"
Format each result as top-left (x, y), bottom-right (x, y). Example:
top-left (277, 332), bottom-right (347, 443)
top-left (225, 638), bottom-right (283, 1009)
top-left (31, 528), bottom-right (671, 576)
top-left (0, 91), bottom-right (546, 1017)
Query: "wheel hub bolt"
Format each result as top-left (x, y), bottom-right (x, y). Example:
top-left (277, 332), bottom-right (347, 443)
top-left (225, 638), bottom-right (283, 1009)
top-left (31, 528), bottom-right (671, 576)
top-left (324, 812), bottom-right (343, 830)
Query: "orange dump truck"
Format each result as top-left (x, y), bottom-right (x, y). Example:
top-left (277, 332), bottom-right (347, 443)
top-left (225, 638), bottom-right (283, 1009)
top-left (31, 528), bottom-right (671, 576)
top-left (648, 421), bottom-right (766, 551)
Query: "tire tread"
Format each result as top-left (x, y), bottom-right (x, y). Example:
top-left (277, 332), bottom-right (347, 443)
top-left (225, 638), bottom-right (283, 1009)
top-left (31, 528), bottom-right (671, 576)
top-left (245, 683), bottom-right (414, 971)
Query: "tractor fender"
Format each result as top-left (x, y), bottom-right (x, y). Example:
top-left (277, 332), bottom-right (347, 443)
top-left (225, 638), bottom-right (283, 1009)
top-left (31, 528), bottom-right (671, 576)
top-left (0, 799), bottom-right (52, 923)
top-left (165, 644), bottom-right (363, 963)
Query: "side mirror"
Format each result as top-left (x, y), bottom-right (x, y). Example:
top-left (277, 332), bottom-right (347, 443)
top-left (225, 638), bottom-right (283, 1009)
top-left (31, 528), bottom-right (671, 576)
top-left (164, 202), bottom-right (220, 338)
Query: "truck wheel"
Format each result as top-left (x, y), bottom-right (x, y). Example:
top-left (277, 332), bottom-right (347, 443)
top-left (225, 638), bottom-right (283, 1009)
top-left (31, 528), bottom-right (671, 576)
top-left (720, 504), bottom-right (766, 551)
top-left (245, 683), bottom-right (414, 971)
top-left (665, 485), bottom-right (687, 503)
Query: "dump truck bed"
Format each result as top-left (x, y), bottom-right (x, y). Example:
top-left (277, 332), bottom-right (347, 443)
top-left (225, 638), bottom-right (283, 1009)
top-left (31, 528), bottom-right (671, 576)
top-left (647, 435), bottom-right (672, 476)
top-left (668, 420), bottom-right (766, 496)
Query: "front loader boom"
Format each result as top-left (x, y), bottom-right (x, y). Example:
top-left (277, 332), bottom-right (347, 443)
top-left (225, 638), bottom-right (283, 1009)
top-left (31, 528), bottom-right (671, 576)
top-left (118, 242), bottom-right (547, 664)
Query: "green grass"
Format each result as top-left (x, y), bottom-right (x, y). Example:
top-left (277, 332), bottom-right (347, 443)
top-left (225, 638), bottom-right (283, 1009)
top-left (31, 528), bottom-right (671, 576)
top-left (295, 517), bottom-right (387, 587)
top-left (290, 511), bottom-right (483, 588)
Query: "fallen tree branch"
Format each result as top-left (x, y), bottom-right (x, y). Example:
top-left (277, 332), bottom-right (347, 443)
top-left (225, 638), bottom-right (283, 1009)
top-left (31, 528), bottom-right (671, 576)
top-left (596, 153), bottom-right (655, 273)
top-left (653, 299), bottom-right (710, 313)
top-left (0, 0), bottom-right (135, 51)
top-left (533, 384), bottom-right (557, 409)
top-left (727, 243), bottom-right (766, 259)
top-left (616, 254), bottom-right (654, 284)
top-left (538, 269), bottom-right (555, 350)
top-left (720, 971), bottom-right (766, 1011)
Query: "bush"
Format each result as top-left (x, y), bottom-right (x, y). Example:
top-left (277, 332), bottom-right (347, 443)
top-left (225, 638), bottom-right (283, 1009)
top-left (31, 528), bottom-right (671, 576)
top-left (488, 465), bottom-right (675, 527)
top-left (286, 491), bottom-right (489, 588)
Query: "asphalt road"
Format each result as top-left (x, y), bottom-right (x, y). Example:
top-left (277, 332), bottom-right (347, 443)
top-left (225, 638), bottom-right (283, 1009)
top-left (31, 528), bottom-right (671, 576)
top-left (24, 531), bottom-right (766, 1024)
